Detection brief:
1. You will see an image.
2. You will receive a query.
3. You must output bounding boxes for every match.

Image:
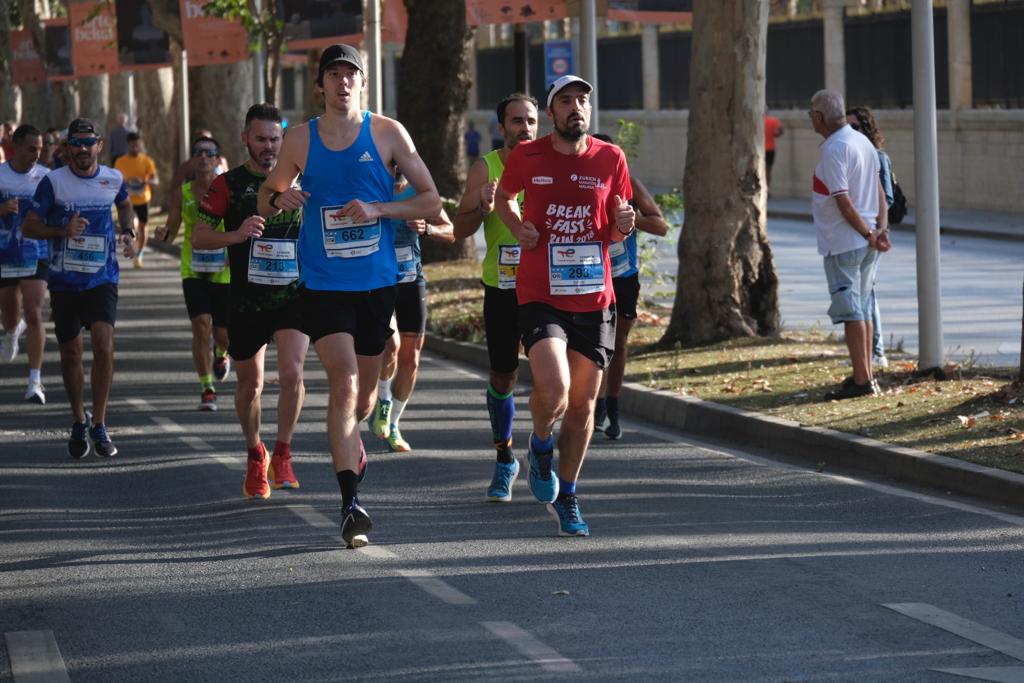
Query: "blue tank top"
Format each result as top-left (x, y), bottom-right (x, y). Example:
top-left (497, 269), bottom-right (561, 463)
top-left (609, 231), bottom-right (639, 279)
top-left (299, 114), bottom-right (396, 291)
top-left (391, 185), bottom-right (423, 284)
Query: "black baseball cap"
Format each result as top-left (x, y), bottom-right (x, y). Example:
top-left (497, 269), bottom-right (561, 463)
top-left (67, 118), bottom-right (100, 138)
top-left (318, 44), bottom-right (364, 83)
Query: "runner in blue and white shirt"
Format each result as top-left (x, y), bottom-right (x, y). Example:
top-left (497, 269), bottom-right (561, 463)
top-left (0, 124), bottom-right (50, 402)
top-left (22, 118), bottom-right (137, 459)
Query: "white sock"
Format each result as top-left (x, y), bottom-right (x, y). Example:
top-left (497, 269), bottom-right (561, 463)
top-left (28, 368), bottom-right (41, 384)
top-left (390, 397), bottom-right (408, 426)
top-left (378, 378), bottom-right (392, 402)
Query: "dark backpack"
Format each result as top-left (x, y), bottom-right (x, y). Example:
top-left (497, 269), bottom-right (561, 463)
top-left (888, 173), bottom-right (908, 225)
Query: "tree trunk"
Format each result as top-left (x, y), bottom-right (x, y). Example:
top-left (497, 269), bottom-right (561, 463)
top-left (78, 74), bottom-right (108, 126)
top-left (398, 0), bottom-right (475, 262)
top-left (135, 61), bottom-right (179, 209)
top-left (661, 0), bottom-right (779, 348)
top-left (0, 3), bottom-right (19, 122)
top-left (189, 61), bottom-right (253, 167)
top-left (107, 71), bottom-right (133, 131)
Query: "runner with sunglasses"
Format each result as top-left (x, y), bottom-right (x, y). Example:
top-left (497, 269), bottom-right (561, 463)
top-left (21, 118), bottom-right (137, 458)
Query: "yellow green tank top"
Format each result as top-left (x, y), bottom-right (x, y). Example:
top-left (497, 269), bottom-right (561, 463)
top-left (180, 181), bottom-right (230, 283)
top-left (481, 150), bottom-right (522, 289)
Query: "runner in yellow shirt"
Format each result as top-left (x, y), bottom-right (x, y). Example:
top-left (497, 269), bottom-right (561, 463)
top-left (114, 132), bottom-right (159, 267)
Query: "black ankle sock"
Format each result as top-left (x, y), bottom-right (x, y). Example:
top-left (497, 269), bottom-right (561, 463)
top-left (337, 470), bottom-right (358, 508)
top-left (496, 440), bottom-right (514, 464)
top-left (606, 396), bottom-right (619, 418)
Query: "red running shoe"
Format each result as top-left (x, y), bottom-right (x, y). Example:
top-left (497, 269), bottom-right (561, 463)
top-left (270, 442), bottom-right (300, 489)
top-left (243, 442), bottom-right (270, 499)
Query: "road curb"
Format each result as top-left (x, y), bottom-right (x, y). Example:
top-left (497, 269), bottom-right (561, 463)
top-left (767, 209), bottom-right (1024, 243)
top-left (424, 333), bottom-right (1024, 510)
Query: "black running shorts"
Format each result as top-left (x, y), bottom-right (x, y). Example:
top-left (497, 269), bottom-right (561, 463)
top-left (182, 278), bottom-right (231, 327)
top-left (228, 306), bottom-right (305, 361)
top-left (483, 284), bottom-right (520, 374)
top-left (394, 280), bottom-right (427, 335)
top-left (612, 273), bottom-right (641, 320)
top-left (519, 301), bottom-right (616, 370)
top-left (0, 260), bottom-right (48, 288)
top-left (51, 283), bottom-right (118, 345)
top-left (134, 203), bottom-right (149, 224)
top-left (300, 285), bottom-right (396, 355)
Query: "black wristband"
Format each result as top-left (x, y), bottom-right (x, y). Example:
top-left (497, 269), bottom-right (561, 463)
top-left (269, 190), bottom-right (282, 209)
top-left (121, 228), bottom-right (136, 239)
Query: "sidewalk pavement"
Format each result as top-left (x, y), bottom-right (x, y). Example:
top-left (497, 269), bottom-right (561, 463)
top-left (768, 197), bottom-right (1024, 242)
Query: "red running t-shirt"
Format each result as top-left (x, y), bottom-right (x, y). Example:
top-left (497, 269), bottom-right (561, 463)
top-left (500, 134), bottom-right (632, 312)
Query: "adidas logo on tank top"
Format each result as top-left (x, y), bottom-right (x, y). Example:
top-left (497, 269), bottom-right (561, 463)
top-left (359, 151), bottom-right (373, 162)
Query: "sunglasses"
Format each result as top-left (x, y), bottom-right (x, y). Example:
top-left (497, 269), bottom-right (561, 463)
top-left (192, 149), bottom-right (219, 158)
top-left (68, 137), bottom-right (99, 148)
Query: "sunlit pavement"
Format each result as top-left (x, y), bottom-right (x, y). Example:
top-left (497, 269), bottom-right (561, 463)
top-left (1, 250), bottom-right (1022, 682)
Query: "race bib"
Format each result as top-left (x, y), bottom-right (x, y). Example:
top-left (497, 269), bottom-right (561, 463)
top-left (396, 245), bottom-right (417, 284)
top-left (0, 257), bottom-right (36, 279)
top-left (548, 241), bottom-right (605, 296)
top-left (609, 240), bottom-right (630, 278)
top-left (191, 247), bottom-right (227, 273)
top-left (64, 234), bottom-right (106, 274)
top-left (248, 238), bottom-right (298, 285)
top-left (497, 244), bottom-right (520, 290)
top-left (321, 205), bottom-right (380, 258)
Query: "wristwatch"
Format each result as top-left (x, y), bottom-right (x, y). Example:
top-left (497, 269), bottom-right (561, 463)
top-left (121, 228), bottom-right (136, 239)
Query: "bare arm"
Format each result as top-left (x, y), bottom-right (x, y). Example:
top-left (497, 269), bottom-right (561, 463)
top-left (408, 207), bottom-right (456, 245)
top-left (376, 118), bottom-right (441, 222)
top-left (116, 200), bottom-right (137, 258)
top-left (495, 185), bottom-right (538, 249)
top-left (875, 177), bottom-right (888, 234)
top-left (22, 209), bottom-right (82, 240)
top-left (835, 193), bottom-right (878, 249)
top-left (452, 158), bottom-right (493, 240)
top-left (258, 125), bottom-right (309, 216)
top-left (631, 176), bottom-right (670, 237)
top-left (156, 190), bottom-right (183, 243)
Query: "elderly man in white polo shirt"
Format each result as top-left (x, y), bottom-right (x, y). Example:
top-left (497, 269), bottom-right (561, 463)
top-left (808, 89), bottom-right (890, 401)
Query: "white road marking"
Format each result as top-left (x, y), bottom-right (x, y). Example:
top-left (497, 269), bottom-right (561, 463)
top-left (209, 454), bottom-right (245, 471)
top-left (358, 544), bottom-right (397, 559)
top-left (481, 621), bottom-right (580, 673)
top-left (150, 416), bottom-right (183, 433)
top-left (397, 570), bottom-right (478, 605)
top-left (933, 666), bottom-right (1024, 682)
top-left (884, 603), bottom-right (1024, 662)
top-left (179, 435), bottom-right (213, 451)
top-left (126, 397), bottom-right (157, 412)
top-left (289, 505), bottom-right (336, 529)
top-left (4, 630), bottom-right (71, 683)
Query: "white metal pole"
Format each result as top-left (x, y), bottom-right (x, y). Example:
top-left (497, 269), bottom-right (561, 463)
top-left (180, 49), bottom-right (190, 163)
top-left (127, 72), bottom-right (136, 127)
top-left (252, 0), bottom-right (266, 103)
top-left (366, 0), bottom-right (382, 112)
top-left (580, 0), bottom-right (598, 133)
top-left (911, 0), bottom-right (944, 371)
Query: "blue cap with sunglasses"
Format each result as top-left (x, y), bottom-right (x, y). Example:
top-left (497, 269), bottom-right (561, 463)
top-left (67, 118), bottom-right (100, 147)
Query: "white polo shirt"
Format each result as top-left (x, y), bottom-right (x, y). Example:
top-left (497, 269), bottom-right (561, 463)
top-left (811, 124), bottom-right (881, 256)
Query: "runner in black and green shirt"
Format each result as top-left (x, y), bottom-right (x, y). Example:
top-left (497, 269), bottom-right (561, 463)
top-left (192, 104), bottom-right (310, 500)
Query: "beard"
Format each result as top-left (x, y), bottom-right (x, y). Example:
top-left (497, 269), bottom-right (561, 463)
top-left (72, 152), bottom-right (94, 171)
top-left (554, 118), bottom-right (587, 142)
top-left (247, 142), bottom-right (277, 170)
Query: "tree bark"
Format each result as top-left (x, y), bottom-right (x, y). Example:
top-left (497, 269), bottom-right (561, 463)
top-left (661, 0), bottom-right (780, 347)
top-left (398, 0), bottom-right (475, 262)
top-left (78, 75), bottom-right (108, 127)
top-left (189, 61), bottom-right (253, 166)
top-left (106, 71), bottom-right (133, 132)
top-left (135, 60), bottom-right (179, 208)
top-left (0, 2), bottom-right (19, 122)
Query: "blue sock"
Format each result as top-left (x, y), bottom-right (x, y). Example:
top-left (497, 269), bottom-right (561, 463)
top-left (530, 432), bottom-right (554, 455)
top-left (486, 384), bottom-right (515, 444)
top-left (559, 478), bottom-right (576, 496)
top-left (606, 396), bottom-right (619, 418)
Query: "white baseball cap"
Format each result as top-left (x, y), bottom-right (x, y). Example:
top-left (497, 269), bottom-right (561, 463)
top-left (545, 75), bottom-right (593, 109)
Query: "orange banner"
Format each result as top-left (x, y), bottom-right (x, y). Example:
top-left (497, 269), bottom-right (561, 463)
top-left (382, 0), bottom-right (407, 44)
top-left (10, 29), bottom-right (47, 86)
top-left (606, 1), bottom-right (692, 24)
top-left (180, 0), bottom-right (250, 67)
top-left (70, 2), bottom-right (120, 77)
top-left (466, 0), bottom-right (567, 26)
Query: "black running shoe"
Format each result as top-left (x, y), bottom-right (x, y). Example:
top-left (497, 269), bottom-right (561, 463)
top-left (89, 421), bottom-right (118, 457)
top-left (824, 377), bottom-right (877, 401)
top-left (605, 415), bottom-right (622, 440)
top-left (68, 411), bottom-right (92, 459)
top-left (341, 498), bottom-right (372, 549)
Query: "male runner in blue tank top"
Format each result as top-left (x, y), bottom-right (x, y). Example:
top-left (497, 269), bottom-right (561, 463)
top-left (258, 44), bottom-right (441, 549)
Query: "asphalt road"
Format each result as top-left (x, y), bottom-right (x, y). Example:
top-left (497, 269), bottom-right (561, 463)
top-left (1, 250), bottom-right (1023, 682)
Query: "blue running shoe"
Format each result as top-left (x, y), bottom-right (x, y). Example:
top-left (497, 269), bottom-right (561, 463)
top-left (527, 444), bottom-right (558, 503)
top-left (486, 459), bottom-right (519, 502)
top-left (341, 498), bottom-right (372, 549)
top-left (68, 411), bottom-right (92, 459)
top-left (549, 494), bottom-right (590, 537)
top-left (89, 421), bottom-right (118, 458)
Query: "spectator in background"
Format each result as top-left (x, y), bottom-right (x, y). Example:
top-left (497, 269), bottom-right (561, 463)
top-left (808, 89), bottom-right (888, 401)
top-left (1, 121), bottom-right (17, 161)
top-left (40, 129), bottom-right (62, 169)
top-left (107, 113), bottom-right (133, 167)
top-left (764, 111), bottom-right (783, 192)
top-left (114, 131), bottom-right (159, 268)
top-left (846, 105), bottom-right (894, 370)
top-left (464, 121), bottom-right (481, 168)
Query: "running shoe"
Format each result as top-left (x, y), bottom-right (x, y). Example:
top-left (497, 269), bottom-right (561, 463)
top-left (604, 415), bottom-right (622, 440)
top-left (370, 398), bottom-right (392, 439)
top-left (548, 494), bottom-right (590, 537)
top-left (486, 458), bottom-right (519, 502)
top-left (341, 497), bottom-right (372, 549)
top-left (0, 320), bottom-right (24, 362)
top-left (593, 403), bottom-right (607, 433)
top-left (527, 442), bottom-right (558, 503)
top-left (386, 424), bottom-right (411, 452)
top-left (269, 447), bottom-right (299, 489)
top-left (89, 421), bottom-right (118, 458)
top-left (213, 353), bottom-right (230, 382)
top-left (24, 380), bottom-right (45, 404)
top-left (68, 411), bottom-right (92, 459)
top-left (198, 388), bottom-right (217, 411)
top-left (243, 442), bottom-right (271, 499)
top-left (133, 255), bottom-right (144, 269)
top-left (357, 441), bottom-right (368, 483)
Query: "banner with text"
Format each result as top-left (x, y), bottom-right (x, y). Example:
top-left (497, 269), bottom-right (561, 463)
top-left (10, 30), bottom-right (47, 86)
top-left (279, 0), bottom-right (363, 51)
top-left (115, 0), bottom-right (172, 69)
top-left (466, 0), bottom-right (567, 26)
top-left (382, 0), bottom-right (407, 44)
top-left (607, 0), bottom-right (692, 24)
top-left (180, 0), bottom-right (249, 67)
top-left (44, 19), bottom-right (74, 82)
top-left (70, 2), bottom-right (120, 77)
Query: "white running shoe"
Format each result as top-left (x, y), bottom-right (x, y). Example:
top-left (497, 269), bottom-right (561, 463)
top-left (24, 381), bottom-right (45, 404)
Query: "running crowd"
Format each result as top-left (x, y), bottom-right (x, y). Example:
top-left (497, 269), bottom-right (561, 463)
top-left (1, 44), bottom-right (890, 547)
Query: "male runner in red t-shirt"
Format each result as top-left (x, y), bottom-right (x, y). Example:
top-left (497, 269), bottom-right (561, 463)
top-left (496, 75), bottom-right (635, 537)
